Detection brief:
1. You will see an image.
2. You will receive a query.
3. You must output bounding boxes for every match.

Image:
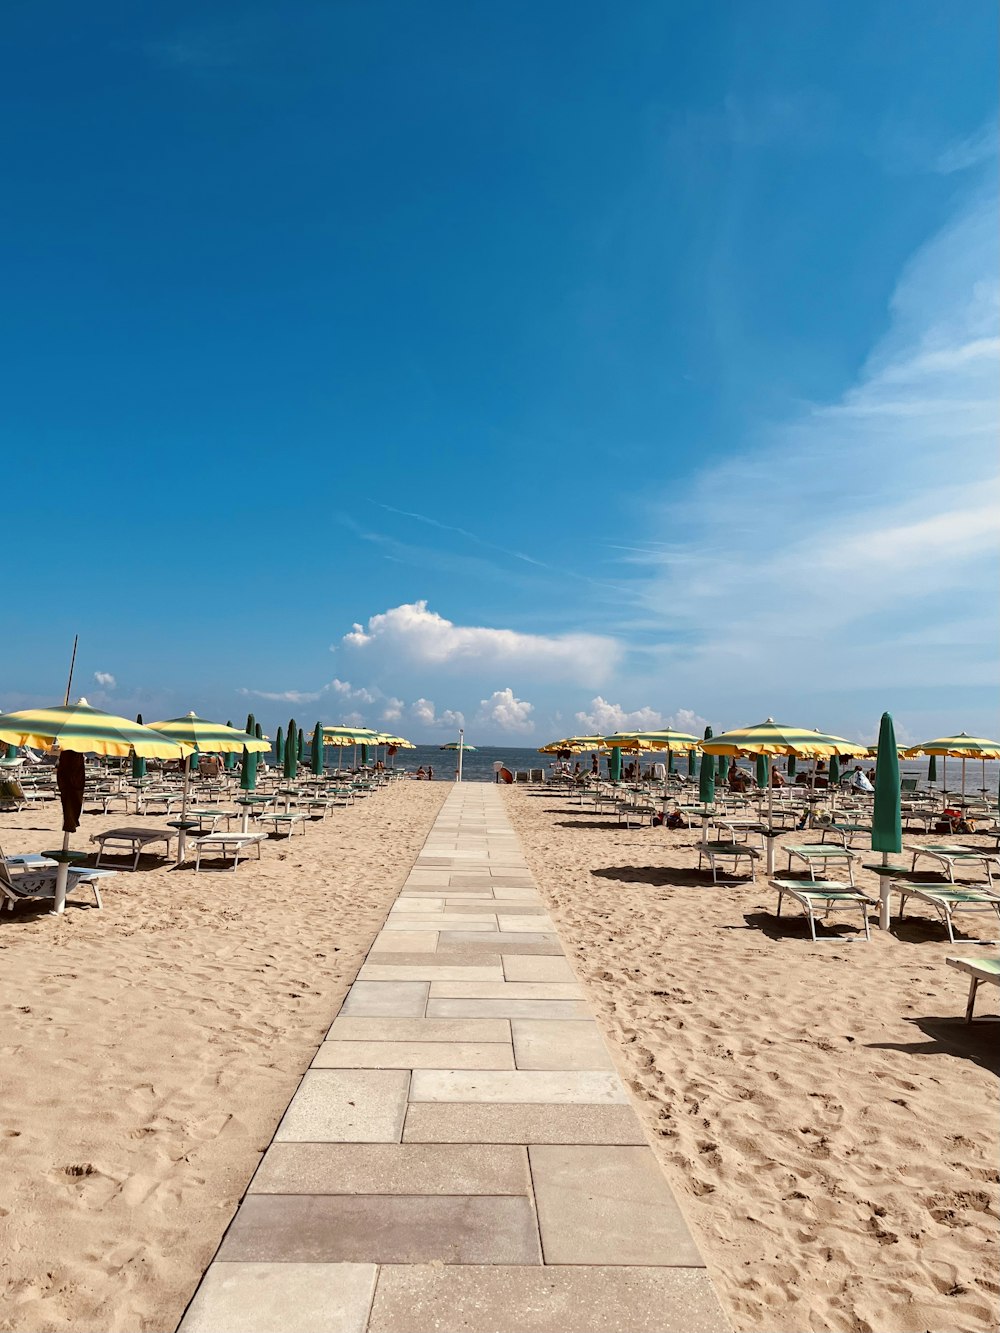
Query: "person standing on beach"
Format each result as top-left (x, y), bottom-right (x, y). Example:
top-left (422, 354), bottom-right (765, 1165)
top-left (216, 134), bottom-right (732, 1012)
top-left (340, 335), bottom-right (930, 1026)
top-left (427, 765), bottom-right (433, 780)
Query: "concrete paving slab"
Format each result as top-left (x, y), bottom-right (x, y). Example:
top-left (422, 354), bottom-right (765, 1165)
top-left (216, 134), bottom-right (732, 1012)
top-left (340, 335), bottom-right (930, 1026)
top-left (328, 1017), bottom-right (511, 1044)
top-left (178, 1262), bottom-right (377, 1333)
top-left (369, 931), bottom-right (439, 953)
top-left (341, 982), bottom-right (429, 1016)
top-left (367, 949), bottom-right (505, 968)
top-left (402, 1103), bottom-right (647, 1144)
top-left (409, 1069), bottom-right (627, 1104)
top-left (530, 1145), bottom-right (704, 1266)
top-left (427, 999), bottom-right (591, 1020)
top-left (368, 1265), bottom-right (729, 1333)
top-left (358, 965), bottom-right (505, 982)
top-left (429, 982), bottom-right (583, 1000)
top-left (217, 1194), bottom-right (542, 1265)
top-left (503, 955), bottom-right (577, 982)
top-left (313, 1041), bottom-right (514, 1070)
top-left (437, 932), bottom-right (563, 952)
top-left (496, 915), bottom-right (556, 932)
top-left (275, 1070), bottom-right (410, 1143)
top-left (249, 1142), bottom-right (530, 1196)
top-left (512, 1020), bottom-right (615, 1071)
top-left (382, 917), bottom-right (498, 930)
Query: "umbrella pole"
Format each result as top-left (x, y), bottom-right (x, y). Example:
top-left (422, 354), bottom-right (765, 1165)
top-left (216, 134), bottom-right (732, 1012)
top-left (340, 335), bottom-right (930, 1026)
top-left (766, 774), bottom-right (775, 874)
top-left (52, 830), bottom-right (71, 916)
top-left (961, 757), bottom-right (966, 806)
top-left (177, 763), bottom-right (191, 864)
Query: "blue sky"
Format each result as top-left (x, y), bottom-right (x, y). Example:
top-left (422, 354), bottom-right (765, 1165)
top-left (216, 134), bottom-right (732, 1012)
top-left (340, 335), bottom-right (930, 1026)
top-left (3, 1), bottom-right (997, 746)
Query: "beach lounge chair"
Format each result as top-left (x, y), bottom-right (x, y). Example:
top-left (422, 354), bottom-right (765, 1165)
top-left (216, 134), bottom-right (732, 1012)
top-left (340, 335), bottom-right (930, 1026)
top-left (769, 878), bottom-right (875, 941)
top-left (818, 822), bottom-right (871, 848)
top-left (190, 831), bottom-right (266, 871)
top-left (261, 812), bottom-right (307, 837)
top-left (784, 844), bottom-right (858, 886)
top-left (906, 844), bottom-right (998, 887)
top-left (1, 859), bottom-right (116, 912)
top-left (92, 827), bottom-right (177, 870)
top-left (895, 883), bottom-right (1000, 944)
top-left (946, 956), bottom-right (1000, 1021)
top-left (697, 841), bottom-right (760, 883)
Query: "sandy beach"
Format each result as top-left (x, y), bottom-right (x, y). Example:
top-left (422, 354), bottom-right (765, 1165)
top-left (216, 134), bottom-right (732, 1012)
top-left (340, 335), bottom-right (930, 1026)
top-left (1, 777), bottom-right (997, 1333)
top-left (505, 786), bottom-right (999, 1333)
top-left (0, 781), bottom-right (447, 1333)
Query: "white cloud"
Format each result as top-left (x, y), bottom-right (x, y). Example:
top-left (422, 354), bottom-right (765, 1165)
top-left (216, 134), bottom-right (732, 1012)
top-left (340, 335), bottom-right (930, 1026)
top-left (381, 697), bottom-right (404, 723)
top-left (239, 677), bottom-right (377, 707)
top-left (934, 123), bottom-right (999, 175)
top-left (342, 600), bottom-right (619, 684)
top-left (477, 688), bottom-right (535, 734)
top-left (93, 671), bottom-right (116, 689)
top-left (575, 697), bottom-right (665, 732)
top-left (409, 698), bottom-right (465, 730)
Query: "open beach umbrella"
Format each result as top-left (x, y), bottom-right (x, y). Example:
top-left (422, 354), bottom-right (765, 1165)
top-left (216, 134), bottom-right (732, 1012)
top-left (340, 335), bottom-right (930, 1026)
top-left (312, 723), bottom-right (323, 775)
top-left (132, 713), bottom-right (147, 780)
top-left (147, 713), bottom-right (268, 858)
top-left (275, 726), bottom-right (285, 767)
top-left (702, 719), bottom-right (865, 868)
top-left (904, 733), bottom-right (1000, 805)
top-left (440, 741), bottom-right (476, 751)
top-left (285, 720), bottom-right (298, 779)
top-left (0, 699), bottom-right (191, 911)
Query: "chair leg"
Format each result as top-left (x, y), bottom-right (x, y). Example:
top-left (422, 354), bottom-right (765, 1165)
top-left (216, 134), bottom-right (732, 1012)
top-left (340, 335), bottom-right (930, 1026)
top-left (966, 977), bottom-right (980, 1022)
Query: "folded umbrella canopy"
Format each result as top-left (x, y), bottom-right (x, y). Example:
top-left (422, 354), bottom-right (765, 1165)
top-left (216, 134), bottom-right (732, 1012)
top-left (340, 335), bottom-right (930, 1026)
top-left (0, 699), bottom-right (191, 911)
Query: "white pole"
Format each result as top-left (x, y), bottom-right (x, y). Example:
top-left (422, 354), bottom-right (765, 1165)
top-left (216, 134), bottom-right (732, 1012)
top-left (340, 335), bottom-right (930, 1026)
top-left (53, 831), bottom-right (71, 915)
top-left (457, 728), bottom-right (464, 784)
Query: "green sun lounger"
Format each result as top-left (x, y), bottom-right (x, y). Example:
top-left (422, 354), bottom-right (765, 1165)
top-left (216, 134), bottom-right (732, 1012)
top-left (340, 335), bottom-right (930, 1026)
top-left (947, 956), bottom-right (1000, 1021)
top-left (896, 883), bottom-right (1000, 944)
top-left (769, 878), bottom-right (875, 941)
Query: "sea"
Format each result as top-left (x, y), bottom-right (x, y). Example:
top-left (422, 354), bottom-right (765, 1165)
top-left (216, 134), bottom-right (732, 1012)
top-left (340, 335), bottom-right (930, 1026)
top-left (380, 746), bottom-right (1000, 794)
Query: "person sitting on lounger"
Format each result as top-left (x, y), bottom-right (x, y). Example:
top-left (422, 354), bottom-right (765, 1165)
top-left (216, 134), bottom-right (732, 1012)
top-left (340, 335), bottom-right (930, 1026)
top-left (770, 765), bottom-right (786, 787)
top-left (415, 766), bottom-right (426, 780)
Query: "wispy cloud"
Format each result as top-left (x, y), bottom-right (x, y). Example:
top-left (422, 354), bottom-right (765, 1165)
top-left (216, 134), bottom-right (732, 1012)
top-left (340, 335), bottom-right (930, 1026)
top-left (624, 187), bottom-right (999, 719)
top-left (934, 123), bottom-right (999, 175)
top-left (93, 671), bottom-right (116, 689)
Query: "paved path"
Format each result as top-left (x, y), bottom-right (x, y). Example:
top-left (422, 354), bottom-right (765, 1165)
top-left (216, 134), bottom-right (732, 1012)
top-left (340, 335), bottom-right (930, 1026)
top-left (179, 785), bottom-right (728, 1332)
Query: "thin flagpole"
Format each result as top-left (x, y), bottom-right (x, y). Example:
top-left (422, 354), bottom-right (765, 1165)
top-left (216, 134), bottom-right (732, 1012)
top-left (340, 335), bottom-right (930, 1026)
top-left (64, 634), bottom-right (79, 705)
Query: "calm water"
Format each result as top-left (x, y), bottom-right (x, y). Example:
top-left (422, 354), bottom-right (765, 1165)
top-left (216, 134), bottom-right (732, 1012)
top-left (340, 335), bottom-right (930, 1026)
top-left (379, 747), bottom-right (1000, 794)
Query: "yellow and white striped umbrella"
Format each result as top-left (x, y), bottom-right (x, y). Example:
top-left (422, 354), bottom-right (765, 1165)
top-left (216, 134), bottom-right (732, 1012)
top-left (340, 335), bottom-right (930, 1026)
top-left (0, 699), bottom-right (193, 758)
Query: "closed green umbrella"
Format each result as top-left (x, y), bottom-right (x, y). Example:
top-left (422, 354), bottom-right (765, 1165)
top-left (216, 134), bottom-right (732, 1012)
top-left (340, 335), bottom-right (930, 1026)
top-left (687, 749), bottom-right (697, 776)
top-left (275, 726), bottom-right (285, 767)
top-left (928, 754), bottom-right (937, 784)
top-left (609, 746), bottom-right (622, 782)
top-left (787, 755), bottom-right (796, 778)
top-left (667, 751), bottom-right (676, 774)
top-left (242, 713), bottom-right (258, 792)
top-left (699, 751), bottom-right (715, 805)
top-left (360, 743), bottom-right (369, 766)
top-left (285, 720), bottom-right (297, 779)
top-left (755, 753), bottom-right (768, 788)
top-left (224, 722), bottom-right (238, 771)
top-left (298, 726), bottom-right (305, 762)
top-left (312, 722), bottom-right (323, 775)
top-left (132, 713), bottom-right (147, 780)
top-left (717, 753), bottom-right (727, 779)
top-left (829, 754), bottom-right (841, 784)
top-left (872, 712), bottom-right (902, 858)
top-left (3, 743), bottom-right (16, 760)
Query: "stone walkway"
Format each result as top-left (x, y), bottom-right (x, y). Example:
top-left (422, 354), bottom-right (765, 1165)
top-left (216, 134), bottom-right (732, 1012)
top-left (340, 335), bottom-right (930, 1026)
top-left (178, 785), bottom-right (728, 1333)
